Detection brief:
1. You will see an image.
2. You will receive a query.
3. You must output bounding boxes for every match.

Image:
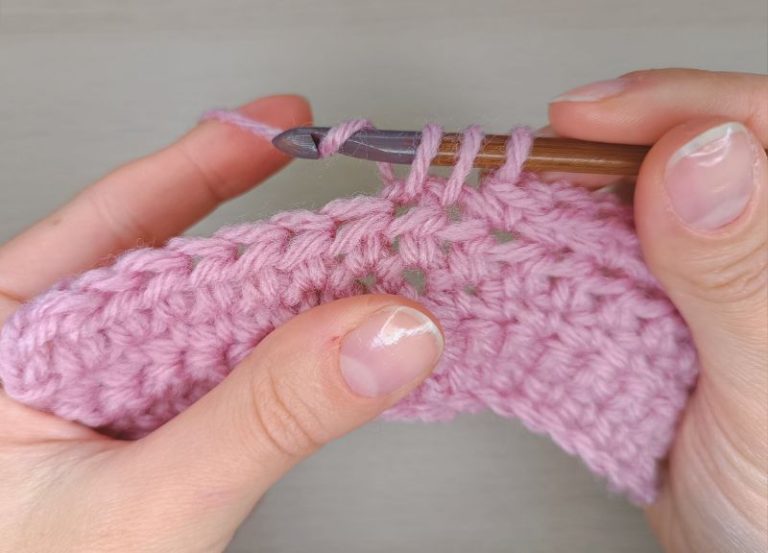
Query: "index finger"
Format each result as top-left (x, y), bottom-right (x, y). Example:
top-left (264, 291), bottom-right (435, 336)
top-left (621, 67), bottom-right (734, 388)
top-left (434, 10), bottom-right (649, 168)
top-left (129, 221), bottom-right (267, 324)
top-left (0, 95), bottom-right (311, 315)
top-left (548, 69), bottom-right (768, 145)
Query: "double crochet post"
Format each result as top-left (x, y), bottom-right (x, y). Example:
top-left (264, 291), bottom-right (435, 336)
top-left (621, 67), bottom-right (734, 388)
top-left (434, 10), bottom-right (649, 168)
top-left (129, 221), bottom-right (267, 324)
top-left (0, 112), bottom-right (699, 504)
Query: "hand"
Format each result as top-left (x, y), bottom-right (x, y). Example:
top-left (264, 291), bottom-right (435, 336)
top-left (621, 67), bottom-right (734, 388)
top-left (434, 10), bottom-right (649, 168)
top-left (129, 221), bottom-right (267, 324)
top-left (0, 95), bottom-right (443, 552)
top-left (549, 69), bottom-right (768, 553)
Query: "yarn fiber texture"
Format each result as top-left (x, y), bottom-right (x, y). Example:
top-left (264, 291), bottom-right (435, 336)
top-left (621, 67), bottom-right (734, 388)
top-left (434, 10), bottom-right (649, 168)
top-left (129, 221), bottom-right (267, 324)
top-left (0, 113), bottom-right (699, 505)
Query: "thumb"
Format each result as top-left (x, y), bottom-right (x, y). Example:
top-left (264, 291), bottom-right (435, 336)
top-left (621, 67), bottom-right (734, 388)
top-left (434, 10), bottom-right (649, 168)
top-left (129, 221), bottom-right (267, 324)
top-left (111, 295), bottom-right (443, 548)
top-left (634, 119), bottom-right (768, 419)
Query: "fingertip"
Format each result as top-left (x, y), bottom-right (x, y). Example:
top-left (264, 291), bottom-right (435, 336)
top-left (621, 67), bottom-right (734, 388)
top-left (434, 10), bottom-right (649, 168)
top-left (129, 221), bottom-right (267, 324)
top-left (178, 94), bottom-right (313, 199)
top-left (547, 94), bottom-right (646, 143)
top-left (338, 301), bottom-right (443, 399)
top-left (258, 294), bottom-right (443, 401)
top-left (236, 94), bottom-right (313, 131)
top-left (634, 117), bottom-right (765, 239)
top-left (231, 94), bottom-right (313, 169)
top-left (548, 69), bottom-right (768, 145)
top-left (270, 293), bottom-right (443, 357)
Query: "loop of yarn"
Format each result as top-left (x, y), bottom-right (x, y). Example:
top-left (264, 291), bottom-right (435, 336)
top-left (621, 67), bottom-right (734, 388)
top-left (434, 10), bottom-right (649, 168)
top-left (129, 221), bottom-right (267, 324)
top-left (0, 112), bottom-right (699, 505)
top-left (402, 123), bottom-right (443, 201)
top-left (443, 125), bottom-right (484, 206)
top-left (318, 118), bottom-right (373, 158)
top-left (494, 126), bottom-right (534, 182)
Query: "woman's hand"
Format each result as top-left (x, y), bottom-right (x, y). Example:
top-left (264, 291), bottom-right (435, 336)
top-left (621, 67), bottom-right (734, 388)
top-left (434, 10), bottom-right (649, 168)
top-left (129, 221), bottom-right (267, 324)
top-left (0, 95), bottom-right (443, 552)
top-left (550, 68), bottom-right (768, 553)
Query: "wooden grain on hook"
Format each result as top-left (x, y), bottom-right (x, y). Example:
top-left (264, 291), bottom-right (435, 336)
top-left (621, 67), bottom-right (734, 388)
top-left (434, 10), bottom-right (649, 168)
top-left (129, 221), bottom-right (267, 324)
top-left (432, 134), bottom-right (651, 175)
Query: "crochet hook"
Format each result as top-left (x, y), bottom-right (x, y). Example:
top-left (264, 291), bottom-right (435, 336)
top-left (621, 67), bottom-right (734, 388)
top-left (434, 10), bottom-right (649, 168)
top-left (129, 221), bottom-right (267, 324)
top-left (273, 126), bottom-right (654, 176)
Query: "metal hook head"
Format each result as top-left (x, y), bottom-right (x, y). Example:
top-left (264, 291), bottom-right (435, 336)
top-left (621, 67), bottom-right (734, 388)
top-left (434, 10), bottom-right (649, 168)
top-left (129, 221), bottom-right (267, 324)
top-left (272, 127), bottom-right (329, 160)
top-left (272, 127), bottom-right (424, 163)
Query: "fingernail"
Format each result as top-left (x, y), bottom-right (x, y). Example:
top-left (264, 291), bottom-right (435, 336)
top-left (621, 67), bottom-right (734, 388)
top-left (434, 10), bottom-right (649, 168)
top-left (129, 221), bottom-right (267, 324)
top-left (665, 122), bottom-right (756, 231)
top-left (551, 78), bottom-right (629, 103)
top-left (340, 306), bottom-right (443, 398)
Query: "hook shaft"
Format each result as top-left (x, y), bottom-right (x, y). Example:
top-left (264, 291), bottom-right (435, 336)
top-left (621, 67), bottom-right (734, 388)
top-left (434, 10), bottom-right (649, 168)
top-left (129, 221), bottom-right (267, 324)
top-left (272, 126), bottom-right (655, 175)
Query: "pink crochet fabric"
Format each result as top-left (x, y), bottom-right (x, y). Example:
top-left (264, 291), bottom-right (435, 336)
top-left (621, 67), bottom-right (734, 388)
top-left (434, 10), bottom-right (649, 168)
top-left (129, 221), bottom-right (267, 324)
top-left (0, 113), bottom-right (699, 504)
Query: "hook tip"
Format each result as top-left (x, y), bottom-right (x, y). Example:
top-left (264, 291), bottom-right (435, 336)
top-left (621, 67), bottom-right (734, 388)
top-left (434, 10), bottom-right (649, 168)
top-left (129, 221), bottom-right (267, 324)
top-left (272, 127), bottom-right (328, 160)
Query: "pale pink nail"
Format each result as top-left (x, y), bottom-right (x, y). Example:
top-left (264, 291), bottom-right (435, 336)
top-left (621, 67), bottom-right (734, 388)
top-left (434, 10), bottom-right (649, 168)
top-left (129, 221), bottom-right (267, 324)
top-left (665, 122), bottom-right (756, 231)
top-left (340, 306), bottom-right (443, 398)
top-left (551, 78), bottom-right (629, 103)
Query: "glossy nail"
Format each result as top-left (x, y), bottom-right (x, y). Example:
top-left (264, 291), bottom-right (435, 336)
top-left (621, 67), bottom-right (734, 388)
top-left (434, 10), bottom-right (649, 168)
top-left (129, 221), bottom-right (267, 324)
top-left (340, 306), bottom-right (443, 398)
top-left (665, 122), bottom-right (756, 231)
top-left (551, 78), bottom-right (629, 103)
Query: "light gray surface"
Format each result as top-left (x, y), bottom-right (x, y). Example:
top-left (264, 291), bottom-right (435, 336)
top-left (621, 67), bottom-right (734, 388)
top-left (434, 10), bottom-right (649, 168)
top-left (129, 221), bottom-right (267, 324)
top-left (1, 1), bottom-right (765, 551)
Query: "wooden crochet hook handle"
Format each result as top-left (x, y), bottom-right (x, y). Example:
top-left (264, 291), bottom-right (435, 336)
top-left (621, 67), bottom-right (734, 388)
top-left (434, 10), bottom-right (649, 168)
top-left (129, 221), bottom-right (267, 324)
top-left (435, 134), bottom-right (648, 175)
top-left (273, 127), bottom-right (768, 176)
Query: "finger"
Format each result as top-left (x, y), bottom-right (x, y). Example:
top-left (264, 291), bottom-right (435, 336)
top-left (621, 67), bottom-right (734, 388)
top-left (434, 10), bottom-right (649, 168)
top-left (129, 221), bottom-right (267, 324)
top-left (0, 95), bottom-right (311, 305)
top-left (0, 389), bottom-right (106, 443)
top-left (548, 69), bottom-right (768, 145)
top-left (104, 295), bottom-right (443, 547)
top-left (633, 118), bottom-right (767, 443)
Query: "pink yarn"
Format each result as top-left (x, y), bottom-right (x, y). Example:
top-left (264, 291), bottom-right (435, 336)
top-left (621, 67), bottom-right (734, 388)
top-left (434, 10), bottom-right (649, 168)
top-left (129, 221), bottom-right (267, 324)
top-left (200, 109), bottom-right (283, 139)
top-left (0, 112), bottom-right (699, 505)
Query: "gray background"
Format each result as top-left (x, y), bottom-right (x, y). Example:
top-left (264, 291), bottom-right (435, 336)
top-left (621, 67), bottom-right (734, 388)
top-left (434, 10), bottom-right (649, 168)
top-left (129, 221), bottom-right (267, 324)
top-left (1, 1), bottom-right (765, 551)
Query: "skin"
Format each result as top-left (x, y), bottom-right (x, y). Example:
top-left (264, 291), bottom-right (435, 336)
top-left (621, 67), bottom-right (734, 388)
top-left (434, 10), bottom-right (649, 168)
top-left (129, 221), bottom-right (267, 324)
top-left (1, 69), bottom-right (766, 552)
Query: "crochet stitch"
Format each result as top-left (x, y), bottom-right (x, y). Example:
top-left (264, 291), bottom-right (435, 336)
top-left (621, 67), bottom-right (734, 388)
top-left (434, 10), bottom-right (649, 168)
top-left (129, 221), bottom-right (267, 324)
top-left (0, 113), bottom-right (699, 504)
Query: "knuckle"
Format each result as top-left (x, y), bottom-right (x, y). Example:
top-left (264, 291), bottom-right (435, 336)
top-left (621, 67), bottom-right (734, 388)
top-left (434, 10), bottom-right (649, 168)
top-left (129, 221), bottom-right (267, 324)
top-left (245, 369), bottom-right (327, 460)
top-left (173, 140), bottom-right (229, 203)
top-left (681, 235), bottom-right (768, 304)
top-left (81, 188), bottom-right (152, 249)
